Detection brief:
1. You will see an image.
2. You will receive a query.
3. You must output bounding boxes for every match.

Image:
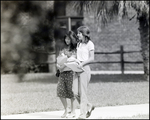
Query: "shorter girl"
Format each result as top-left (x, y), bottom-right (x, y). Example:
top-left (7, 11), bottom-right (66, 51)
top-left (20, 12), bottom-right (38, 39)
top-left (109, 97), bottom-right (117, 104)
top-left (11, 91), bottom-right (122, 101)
top-left (56, 31), bottom-right (78, 118)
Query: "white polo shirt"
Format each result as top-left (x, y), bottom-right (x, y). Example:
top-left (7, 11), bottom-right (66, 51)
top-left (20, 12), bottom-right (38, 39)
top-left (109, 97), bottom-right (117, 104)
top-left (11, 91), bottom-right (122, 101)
top-left (77, 40), bottom-right (94, 62)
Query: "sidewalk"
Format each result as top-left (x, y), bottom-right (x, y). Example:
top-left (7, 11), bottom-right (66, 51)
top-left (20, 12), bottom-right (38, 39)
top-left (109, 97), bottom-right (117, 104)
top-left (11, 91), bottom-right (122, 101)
top-left (1, 104), bottom-right (149, 119)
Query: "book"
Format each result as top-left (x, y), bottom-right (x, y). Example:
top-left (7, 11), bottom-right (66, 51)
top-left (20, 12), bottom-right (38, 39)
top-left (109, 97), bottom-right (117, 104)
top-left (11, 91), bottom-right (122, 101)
top-left (64, 61), bottom-right (84, 72)
top-left (56, 54), bottom-right (68, 66)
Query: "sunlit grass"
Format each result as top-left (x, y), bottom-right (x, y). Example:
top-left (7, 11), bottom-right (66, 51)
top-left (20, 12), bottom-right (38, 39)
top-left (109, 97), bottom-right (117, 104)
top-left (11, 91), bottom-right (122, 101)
top-left (1, 74), bottom-right (149, 115)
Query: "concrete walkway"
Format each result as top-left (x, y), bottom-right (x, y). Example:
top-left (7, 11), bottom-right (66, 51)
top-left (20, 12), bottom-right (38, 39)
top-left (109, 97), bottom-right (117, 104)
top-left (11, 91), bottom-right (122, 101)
top-left (1, 104), bottom-right (149, 119)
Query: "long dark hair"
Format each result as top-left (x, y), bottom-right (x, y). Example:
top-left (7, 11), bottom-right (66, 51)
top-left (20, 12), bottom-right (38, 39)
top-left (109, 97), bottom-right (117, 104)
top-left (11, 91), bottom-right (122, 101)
top-left (64, 31), bottom-right (78, 51)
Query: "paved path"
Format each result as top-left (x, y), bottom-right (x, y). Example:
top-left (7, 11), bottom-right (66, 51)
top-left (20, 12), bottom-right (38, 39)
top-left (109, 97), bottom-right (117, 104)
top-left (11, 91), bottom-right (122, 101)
top-left (1, 104), bottom-right (149, 119)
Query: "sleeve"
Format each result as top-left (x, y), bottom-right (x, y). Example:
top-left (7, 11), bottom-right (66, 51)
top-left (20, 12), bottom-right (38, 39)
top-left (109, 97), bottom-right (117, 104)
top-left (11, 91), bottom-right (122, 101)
top-left (88, 41), bottom-right (94, 51)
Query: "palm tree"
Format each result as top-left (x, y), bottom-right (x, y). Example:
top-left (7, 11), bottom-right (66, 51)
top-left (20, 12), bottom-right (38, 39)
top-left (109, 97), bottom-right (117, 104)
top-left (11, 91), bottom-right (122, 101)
top-left (70, 1), bottom-right (149, 81)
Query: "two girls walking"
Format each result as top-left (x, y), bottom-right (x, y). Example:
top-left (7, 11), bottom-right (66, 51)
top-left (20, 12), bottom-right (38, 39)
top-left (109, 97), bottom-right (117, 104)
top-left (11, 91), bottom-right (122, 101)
top-left (56, 26), bottom-right (95, 119)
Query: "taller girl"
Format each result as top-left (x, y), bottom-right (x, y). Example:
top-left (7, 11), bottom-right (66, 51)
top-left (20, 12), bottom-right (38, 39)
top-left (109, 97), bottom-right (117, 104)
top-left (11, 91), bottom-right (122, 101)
top-left (75, 26), bottom-right (95, 119)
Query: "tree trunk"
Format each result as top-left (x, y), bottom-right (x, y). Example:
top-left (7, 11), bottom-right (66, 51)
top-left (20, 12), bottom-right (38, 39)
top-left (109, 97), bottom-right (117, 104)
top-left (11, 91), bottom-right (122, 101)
top-left (138, 16), bottom-right (149, 81)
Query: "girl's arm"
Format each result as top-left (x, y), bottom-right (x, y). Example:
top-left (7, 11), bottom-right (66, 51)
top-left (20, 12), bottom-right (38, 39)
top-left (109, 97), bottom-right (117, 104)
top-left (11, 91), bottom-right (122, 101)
top-left (56, 49), bottom-right (66, 72)
top-left (57, 63), bottom-right (66, 72)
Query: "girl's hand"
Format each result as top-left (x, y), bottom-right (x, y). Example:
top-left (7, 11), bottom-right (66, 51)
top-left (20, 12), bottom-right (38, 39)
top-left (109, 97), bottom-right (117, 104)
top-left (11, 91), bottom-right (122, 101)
top-left (56, 64), bottom-right (60, 68)
top-left (78, 62), bottom-right (83, 69)
top-left (57, 64), bottom-right (64, 72)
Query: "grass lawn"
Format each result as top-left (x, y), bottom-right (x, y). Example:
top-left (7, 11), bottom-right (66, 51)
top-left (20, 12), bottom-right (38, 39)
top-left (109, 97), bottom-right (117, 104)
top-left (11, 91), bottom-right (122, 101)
top-left (1, 73), bottom-right (149, 115)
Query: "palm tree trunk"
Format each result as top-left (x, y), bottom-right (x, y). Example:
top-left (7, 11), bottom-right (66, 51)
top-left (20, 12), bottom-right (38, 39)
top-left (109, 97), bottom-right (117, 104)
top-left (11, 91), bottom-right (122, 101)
top-left (138, 16), bottom-right (149, 81)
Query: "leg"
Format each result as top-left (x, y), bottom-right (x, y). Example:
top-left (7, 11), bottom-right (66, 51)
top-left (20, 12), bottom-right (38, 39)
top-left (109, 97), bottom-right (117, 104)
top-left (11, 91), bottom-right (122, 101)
top-left (66, 71), bottom-right (76, 118)
top-left (57, 72), bottom-right (68, 118)
top-left (87, 102), bottom-right (93, 112)
top-left (72, 72), bottom-right (81, 104)
top-left (66, 98), bottom-right (76, 118)
top-left (60, 97), bottom-right (68, 118)
top-left (78, 65), bottom-right (92, 119)
top-left (65, 71), bottom-right (75, 114)
top-left (66, 97), bottom-right (76, 118)
top-left (71, 98), bottom-right (76, 114)
top-left (75, 94), bottom-right (80, 104)
top-left (73, 74), bottom-right (91, 110)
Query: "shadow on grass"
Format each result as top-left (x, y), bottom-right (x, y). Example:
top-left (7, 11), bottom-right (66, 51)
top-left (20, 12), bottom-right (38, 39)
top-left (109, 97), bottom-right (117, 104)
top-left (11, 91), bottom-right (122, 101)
top-left (23, 75), bottom-right (59, 84)
top-left (1, 74), bottom-right (59, 84)
top-left (25, 78), bottom-right (59, 84)
top-left (91, 74), bottom-right (146, 83)
top-left (1, 74), bottom-right (147, 84)
top-left (25, 74), bottom-right (146, 83)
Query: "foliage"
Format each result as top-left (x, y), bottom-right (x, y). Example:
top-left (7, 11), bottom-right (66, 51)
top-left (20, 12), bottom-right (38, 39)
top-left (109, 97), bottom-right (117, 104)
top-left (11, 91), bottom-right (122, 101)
top-left (1, 1), bottom-right (55, 78)
top-left (71, 1), bottom-right (149, 26)
top-left (71, 1), bottom-right (149, 81)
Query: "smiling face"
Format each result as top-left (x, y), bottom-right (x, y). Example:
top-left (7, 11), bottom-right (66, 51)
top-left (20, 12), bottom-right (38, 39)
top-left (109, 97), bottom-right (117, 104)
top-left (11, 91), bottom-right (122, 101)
top-left (65, 36), bottom-right (71, 45)
top-left (77, 31), bottom-right (85, 42)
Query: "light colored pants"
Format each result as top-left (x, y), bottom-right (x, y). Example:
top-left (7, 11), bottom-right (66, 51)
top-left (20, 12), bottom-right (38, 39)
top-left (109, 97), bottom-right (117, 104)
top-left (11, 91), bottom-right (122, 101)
top-left (73, 65), bottom-right (92, 118)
